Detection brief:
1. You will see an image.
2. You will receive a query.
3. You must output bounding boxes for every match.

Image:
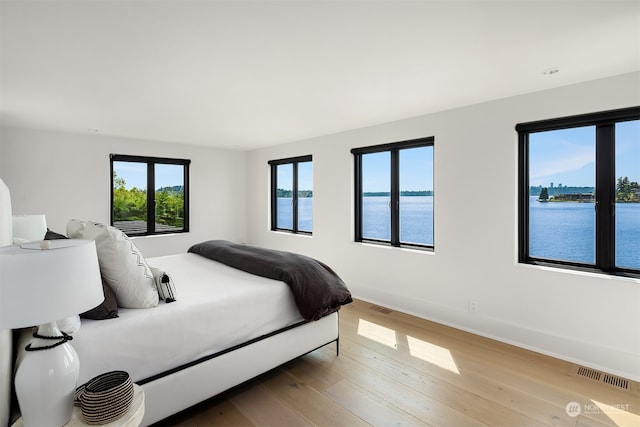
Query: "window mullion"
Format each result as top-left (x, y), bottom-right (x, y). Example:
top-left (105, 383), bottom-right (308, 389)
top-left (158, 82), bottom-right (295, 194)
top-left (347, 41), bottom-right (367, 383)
top-left (518, 133), bottom-right (530, 263)
top-left (292, 162), bottom-right (299, 233)
top-left (270, 165), bottom-right (278, 230)
top-left (390, 150), bottom-right (400, 246)
top-left (595, 124), bottom-right (616, 271)
top-left (147, 162), bottom-right (155, 234)
top-left (110, 160), bottom-right (115, 228)
top-left (183, 163), bottom-right (190, 232)
top-left (354, 155), bottom-right (363, 242)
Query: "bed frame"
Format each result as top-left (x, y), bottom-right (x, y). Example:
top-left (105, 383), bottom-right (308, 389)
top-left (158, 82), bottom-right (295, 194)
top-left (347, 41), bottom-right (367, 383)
top-left (140, 314), bottom-right (338, 425)
top-left (0, 179), bottom-right (340, 426)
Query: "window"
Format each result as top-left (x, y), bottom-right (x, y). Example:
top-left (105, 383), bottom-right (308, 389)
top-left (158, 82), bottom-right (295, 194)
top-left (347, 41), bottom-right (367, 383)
top-left (517, 107), bottom-right (640, 276)
top-left (269, 155), bottom-right (313, 234)
top-left (110, 154), bottom-right (190, 236)
top-left (352, 137), bottom-right (434, 249)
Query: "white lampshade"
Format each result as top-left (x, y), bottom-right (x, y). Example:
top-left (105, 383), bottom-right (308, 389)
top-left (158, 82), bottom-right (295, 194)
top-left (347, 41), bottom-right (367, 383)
top-left (0, 239), bottom-right (103, 329)
top-left (12, 214), bottom-right (47, 244)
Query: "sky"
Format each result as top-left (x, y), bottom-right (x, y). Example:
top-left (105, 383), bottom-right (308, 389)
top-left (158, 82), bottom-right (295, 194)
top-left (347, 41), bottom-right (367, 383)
top-left (276, 147), bottom-right (433, 193)
top-left (276, 162), bottom-right (313, 192)
top-left (113, 162), bottom-right (184, 190)
top-left (114, 121), bottom-right (637, 192)
top-left (362, 146), bottom-right (434, 192)
top-left (529, 120), bottom-right (639, 187)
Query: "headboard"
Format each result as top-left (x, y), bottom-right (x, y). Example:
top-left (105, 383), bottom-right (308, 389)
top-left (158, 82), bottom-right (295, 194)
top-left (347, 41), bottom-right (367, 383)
top-left (1, 177), bottom-right (13, 426)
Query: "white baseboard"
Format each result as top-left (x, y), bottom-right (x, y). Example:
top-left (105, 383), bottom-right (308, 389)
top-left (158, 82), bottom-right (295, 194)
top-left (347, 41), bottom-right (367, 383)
top-left (351, 284), bottom-right (640, 382)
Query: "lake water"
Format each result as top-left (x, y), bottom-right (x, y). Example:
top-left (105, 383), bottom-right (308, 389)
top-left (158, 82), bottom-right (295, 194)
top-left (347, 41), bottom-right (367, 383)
top-left (278, 196), bottom-right (435, 244)
top-left (278, 196), bottom-right (639, 269)
top-left (361, 196), bottom-right (434, 245)
top-left (276, 197), bottom-right (313, 232)
top-left (529, 196), bottom-right (639, 269)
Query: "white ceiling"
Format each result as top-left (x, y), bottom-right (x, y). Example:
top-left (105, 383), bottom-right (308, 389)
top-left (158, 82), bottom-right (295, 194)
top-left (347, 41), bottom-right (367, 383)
top-left (1, 1), bottom-right (639, 150)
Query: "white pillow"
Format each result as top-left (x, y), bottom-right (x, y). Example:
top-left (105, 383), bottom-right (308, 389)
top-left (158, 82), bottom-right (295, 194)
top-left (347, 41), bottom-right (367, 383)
top-left (67, 220), bottom-right (158, 309)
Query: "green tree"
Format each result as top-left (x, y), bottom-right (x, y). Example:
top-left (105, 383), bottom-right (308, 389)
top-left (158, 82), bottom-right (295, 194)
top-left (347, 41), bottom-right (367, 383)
top-left (113, 173), bottom-right (185, 229)
top-left (113, 172), bottom-right (146, 221)
top-left (155, 188), bottom-right (184, 228)
top-left (538, 187), bottom-right (549, 201)
top-left (616, 176), bottom-right (640, 202)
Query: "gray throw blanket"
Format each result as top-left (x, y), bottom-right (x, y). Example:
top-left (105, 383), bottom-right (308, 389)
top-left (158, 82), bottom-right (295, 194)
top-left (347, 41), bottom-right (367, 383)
top-left (188, 240), bottom-right (352, 321)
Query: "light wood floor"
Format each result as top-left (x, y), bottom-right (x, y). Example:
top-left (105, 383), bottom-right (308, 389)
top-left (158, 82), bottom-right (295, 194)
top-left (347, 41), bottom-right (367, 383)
top-left (157, 299), bottom-right (639, 427)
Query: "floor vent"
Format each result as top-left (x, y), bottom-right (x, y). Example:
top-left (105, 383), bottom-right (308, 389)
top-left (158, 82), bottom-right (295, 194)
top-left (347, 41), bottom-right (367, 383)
top-left (577, 366), bottom-right (601, 381)
top-left (602, 374), bottom-right (629, 390)
top-left (369, 305), bottom-right (393, 315)
top-left (574, 366), bottom-right (630, 391)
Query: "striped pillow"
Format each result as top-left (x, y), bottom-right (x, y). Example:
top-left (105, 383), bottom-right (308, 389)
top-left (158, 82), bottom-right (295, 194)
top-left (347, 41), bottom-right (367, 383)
top-left (67, 220), bottom-right (158, 309)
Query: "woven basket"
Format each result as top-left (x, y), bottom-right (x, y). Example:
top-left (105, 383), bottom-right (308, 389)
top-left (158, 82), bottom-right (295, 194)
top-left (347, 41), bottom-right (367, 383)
top-left (76, 371), bottom-right (133, 425)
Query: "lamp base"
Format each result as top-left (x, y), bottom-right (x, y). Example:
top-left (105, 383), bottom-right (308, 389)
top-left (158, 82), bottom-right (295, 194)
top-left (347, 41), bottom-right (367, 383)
top-left (15, 322), bottom-right (79, 427)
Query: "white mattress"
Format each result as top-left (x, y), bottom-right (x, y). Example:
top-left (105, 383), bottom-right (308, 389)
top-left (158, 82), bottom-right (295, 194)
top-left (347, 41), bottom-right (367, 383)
top-left (72, 253), bottom-right (304, 385)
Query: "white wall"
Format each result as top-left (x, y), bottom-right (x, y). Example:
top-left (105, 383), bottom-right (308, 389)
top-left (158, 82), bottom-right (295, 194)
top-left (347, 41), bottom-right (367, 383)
top-left (0, 128), bottom-right (247, 257)
top-left (246, 72), bottom-right (640, 381)
top-left (1, 73), bottom-right (638, 380)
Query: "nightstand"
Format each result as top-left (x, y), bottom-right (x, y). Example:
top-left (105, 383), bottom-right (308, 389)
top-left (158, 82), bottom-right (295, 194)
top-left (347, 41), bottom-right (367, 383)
top-left (13, 384), bottom-right (145, 427)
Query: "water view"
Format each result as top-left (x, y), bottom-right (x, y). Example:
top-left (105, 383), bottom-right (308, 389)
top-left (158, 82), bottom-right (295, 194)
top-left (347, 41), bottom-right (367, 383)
top-left (278, 196), bottom-right (435, 245)
top-left (526, 117), bottom-right (639, 270)
top-left (279, 195), bottom-right (639, 269)
top-left (276, 197), bottom-right (313, 231)
top-left (529, 196), bottom-right (640, 269)
top-left (361, 196), bottom-right (434, 245)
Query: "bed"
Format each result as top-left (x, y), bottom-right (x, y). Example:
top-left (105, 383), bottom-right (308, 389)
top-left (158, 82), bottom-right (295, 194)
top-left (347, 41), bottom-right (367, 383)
top-left (0, 179), bottom-right (351, 426)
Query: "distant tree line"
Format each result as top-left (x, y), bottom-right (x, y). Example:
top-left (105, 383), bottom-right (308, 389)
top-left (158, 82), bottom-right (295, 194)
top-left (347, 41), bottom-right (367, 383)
top-left (363, 191), bottom-right (434, 197)
top-left (533, 177), bottom-right (639, 203)
top-left (276, 189), bottom-right (435, 197)
top-left (276, 189), bottom-right (313, 197)
top-left (530, 185), bottom-right (594, 197)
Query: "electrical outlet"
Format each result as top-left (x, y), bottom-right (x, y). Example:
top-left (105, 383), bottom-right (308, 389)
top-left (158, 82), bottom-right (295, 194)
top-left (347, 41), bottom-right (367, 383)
top-left (468, 299), bottom-right (479, 313)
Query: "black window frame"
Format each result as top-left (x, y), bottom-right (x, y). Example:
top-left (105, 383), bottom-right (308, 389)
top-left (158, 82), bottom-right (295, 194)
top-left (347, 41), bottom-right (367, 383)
top-left (352, 137), bottom-right (435, 250)
top-left (268, 155), bottom-right (313, 234)
top-left (110, 154), bottom-right (190, 236)
top-left (517, 106), bottom-right (640, 277)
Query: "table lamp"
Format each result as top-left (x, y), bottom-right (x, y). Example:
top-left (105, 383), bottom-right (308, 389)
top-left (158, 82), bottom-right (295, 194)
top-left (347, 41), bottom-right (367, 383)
top-left (12, 214), bottom-right (47, 244)
top-left (0, 239), bottom-right (103, 426)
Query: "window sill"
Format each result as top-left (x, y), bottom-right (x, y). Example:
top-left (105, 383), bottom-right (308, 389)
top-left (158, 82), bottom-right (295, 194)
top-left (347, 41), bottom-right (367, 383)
top-left (518, 261), bottom-right (640, 281)
top-left (270, 230), bottom-right (313, 238)
top-left (354, 241), bottom-right (434, 255)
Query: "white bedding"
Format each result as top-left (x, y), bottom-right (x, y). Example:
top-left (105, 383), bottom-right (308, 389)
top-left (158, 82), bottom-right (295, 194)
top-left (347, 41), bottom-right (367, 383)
top-left (72, 252), bottom-right (304, 385)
